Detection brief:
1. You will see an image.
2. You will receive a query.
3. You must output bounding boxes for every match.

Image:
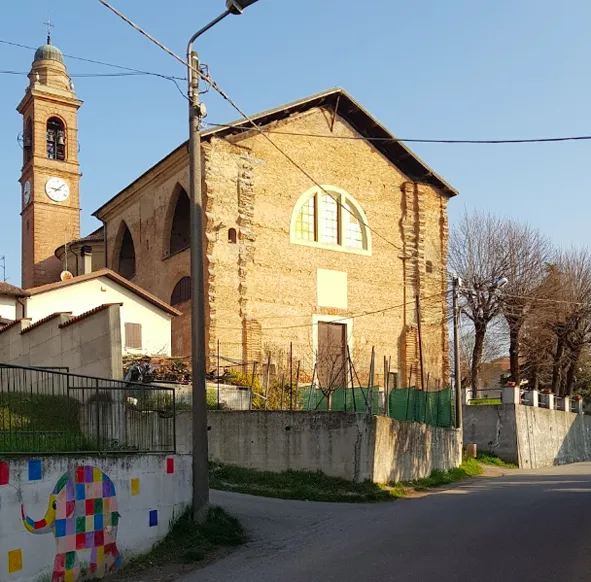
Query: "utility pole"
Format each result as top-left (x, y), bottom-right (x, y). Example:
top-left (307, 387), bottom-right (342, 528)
top-left (453, 276), bottom-right (463, 429)
top-left (187, 45), bottom-right (210, 523)
top-left (96, 0), bottom-right (261, 524)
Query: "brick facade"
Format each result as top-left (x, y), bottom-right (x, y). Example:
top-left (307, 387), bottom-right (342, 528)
top-left (18, 52), bottom-right (82, 289)
top-left (95, 91), bottom-right (455, 386)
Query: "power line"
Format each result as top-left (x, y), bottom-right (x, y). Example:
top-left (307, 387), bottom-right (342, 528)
top-left (92, 0), bottom-right (414, 256)
top-left (0, 38), bottom-right (185, 80)
top-left (215, 292), bottom-right (450, 332)
top-left (205, 122), bottom-right (591, 146)
top-left (0, 38), bottom-right (188, 99)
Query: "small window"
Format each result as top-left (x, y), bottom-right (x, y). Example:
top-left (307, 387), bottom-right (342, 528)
top-left (426, 261), bottom-right (433, 274)
top-left (171, 277), bottom-right (191, 306)
top-left (125, 323), bottom-right (142, 350)
top-left (228, 228), bottom-right (237, 244)
top-left (47, 117), bottom-right (66, 161)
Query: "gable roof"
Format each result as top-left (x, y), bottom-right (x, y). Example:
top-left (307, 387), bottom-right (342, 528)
top-left (93, 88), bottom-right (457, 218)
top-left (0, 282), bottom-right (29, 298)
top-left (25, 269), bottom-right (181, 317)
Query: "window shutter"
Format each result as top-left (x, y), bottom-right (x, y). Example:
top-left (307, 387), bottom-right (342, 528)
top-left (125, 323), bottom-right (142, 350)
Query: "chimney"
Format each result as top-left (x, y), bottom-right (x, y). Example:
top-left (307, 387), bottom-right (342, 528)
top-left (81, 246), bottom-right (93, 275)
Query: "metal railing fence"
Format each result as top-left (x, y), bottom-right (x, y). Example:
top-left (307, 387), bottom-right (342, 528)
top-left (0, 363), bottom-right (175, 454)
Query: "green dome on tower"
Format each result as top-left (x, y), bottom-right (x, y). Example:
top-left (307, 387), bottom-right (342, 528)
top-left (34, 43), bottom-right (64, 64)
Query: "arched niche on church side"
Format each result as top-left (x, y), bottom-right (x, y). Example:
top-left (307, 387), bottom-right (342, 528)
top-left (163, 184), bottom-right (191, 258)
top-left (113, 221), bottom-right (136, 280)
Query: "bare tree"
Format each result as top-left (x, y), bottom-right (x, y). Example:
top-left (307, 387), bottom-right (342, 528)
top-left (499, 221), bottom-right (552, 383)
top-left (449, 212), bottom-right (508, 396)
top-left (546, 250), bottom-right (591, 396)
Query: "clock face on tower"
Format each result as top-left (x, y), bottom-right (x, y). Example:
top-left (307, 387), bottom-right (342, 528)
top-left (45, 177), bottom-right (70, 202)
top-left (23, 180), bottom-right (31, 206)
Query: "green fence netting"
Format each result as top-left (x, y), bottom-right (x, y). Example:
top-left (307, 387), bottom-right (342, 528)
top-left (299, 387), bottom-right (380, 414)
top-left (388, 387), bottom-right (454, 428)
top-left (299, 386), bottom-right (454, 428)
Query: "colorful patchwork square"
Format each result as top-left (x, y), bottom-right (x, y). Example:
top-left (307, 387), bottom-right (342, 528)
top-left (166, 457), bottom-right (175, 474)
top-left (65, 551), bottom-right (77, 570)
top-left (94, 513), bottom-right (104, 531)
top-left (103, 512), bottom-right (111, 528)
top-left (75, 533), bottom-right (87, 550)
top-left (103, 497), bottom-right (111, 513)
top-left (84, 466), bottom-right (94, 483)
top-left (94, 530), bottom-right (104, 547)
top-left (28, 459), bottom-right (42, 481)
top-left (65, 517), bottom-right (76, 536)
top-left (131, 478), bottom-right (140, 496)
top-left (76, 516), bottom-right (86, 534)
top-left (75, 466), bottom-right (85, 483)
top-left (86, 516), bottom-right (95, 533)
top-left (55, 553), bottom-right (66, 570)
top-left (25, 516), bottom-right (36, 530)
top-left (91, 481), bottom-right (103, 499)
top-left (76, 483), bottom-right (86, 500)
top-left (112, 512), bottom-right (120, 527)
top-left (149, 510), bottom-right (158, 527)
top-left (0, 461), bottom-right (8, 486)
top-left (75, 501), bottom-right (86, 518)
top-left (103, 480), bottom-right (115, 498)
top-left (86, 531), bottom-right (94, 548)
top-left (85, 499), bottom-right (95, 515)
top-left (64, 570), bottom-right (76, 582)
top-left (93, 467), bottom-right (103, 482)
top-left (8, 549), bottom-right (22, 574)
top-left (55, 518), bottom-right (67, 538)
top-left (94, 498), bottom-right (103, 514)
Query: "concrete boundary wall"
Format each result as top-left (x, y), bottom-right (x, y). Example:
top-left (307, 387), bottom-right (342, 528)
top-left (180, 411), bottom-right (462, 483)
top-left (0, 454), bottom-right (191, 582)
top-left (463, 403), bottom-right (591, 468)
top-left (0, 304), bottom-right (122, 379)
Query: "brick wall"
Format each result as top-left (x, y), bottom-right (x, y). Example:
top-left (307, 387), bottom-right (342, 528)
top-left (99, 106), bottom-right (452, 385)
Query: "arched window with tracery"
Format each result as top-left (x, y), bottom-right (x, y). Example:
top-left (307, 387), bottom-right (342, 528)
top-left (47, 117), bottom-right (66, 161)
top-left (117, 223), bottom-right (136, 280)
top-left (290, 186), bottom-right (371, 254)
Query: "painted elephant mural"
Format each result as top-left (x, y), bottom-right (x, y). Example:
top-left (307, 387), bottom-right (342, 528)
top-left (21, 465), bottom-right (121, 582)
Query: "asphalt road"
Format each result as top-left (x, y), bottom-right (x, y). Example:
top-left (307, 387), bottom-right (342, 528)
top-left (180, 463), bottom-right (591, 582)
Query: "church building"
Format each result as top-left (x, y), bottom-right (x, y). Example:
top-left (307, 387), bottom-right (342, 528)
top-left (16, 37), bottom-right (458, 388)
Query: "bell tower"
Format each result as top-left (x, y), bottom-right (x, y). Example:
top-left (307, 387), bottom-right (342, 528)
top-left (17, 36), bottom-right (82, 289)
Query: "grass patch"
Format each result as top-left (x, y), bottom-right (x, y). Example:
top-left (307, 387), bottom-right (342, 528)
top-left (402, 458), bottom-right (483, 490)
top-left (209, 459), bottom-right (483, 503)
top-left (468, 398), bottom-right (501, 406)
top-left (209, 462), bottom-right (395, 502)
top-left (118, 506), bottom-right (246, 575)
top-left (476, 452), bottom-right (517, 469)
top-left (0, 392), bottom-right (89, 453)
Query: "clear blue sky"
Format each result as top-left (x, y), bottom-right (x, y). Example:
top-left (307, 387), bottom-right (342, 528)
top-left (1, 0), bottom-right (590, 285)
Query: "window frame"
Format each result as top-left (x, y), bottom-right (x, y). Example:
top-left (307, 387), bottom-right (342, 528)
top-left (124, 322), bottom-right (143, 351)
top-left (290, 186), bottom-right (372, 256)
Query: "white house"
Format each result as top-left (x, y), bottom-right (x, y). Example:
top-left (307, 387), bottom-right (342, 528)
top-left (0, 282), bottom-right (28, 326)
top-left (24, 269), bottom-right (181, 356)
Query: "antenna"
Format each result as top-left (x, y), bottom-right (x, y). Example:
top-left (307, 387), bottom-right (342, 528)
top-left (44, 13), bottom-right (55, 44)
top-left (0, 256), bottom-right (6, 282)
top-left (64, 231), bottom-right (69, 273)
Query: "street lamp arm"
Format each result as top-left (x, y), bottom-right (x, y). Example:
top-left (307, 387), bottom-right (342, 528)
top-left (187, 9), bottom-right (231, 55)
